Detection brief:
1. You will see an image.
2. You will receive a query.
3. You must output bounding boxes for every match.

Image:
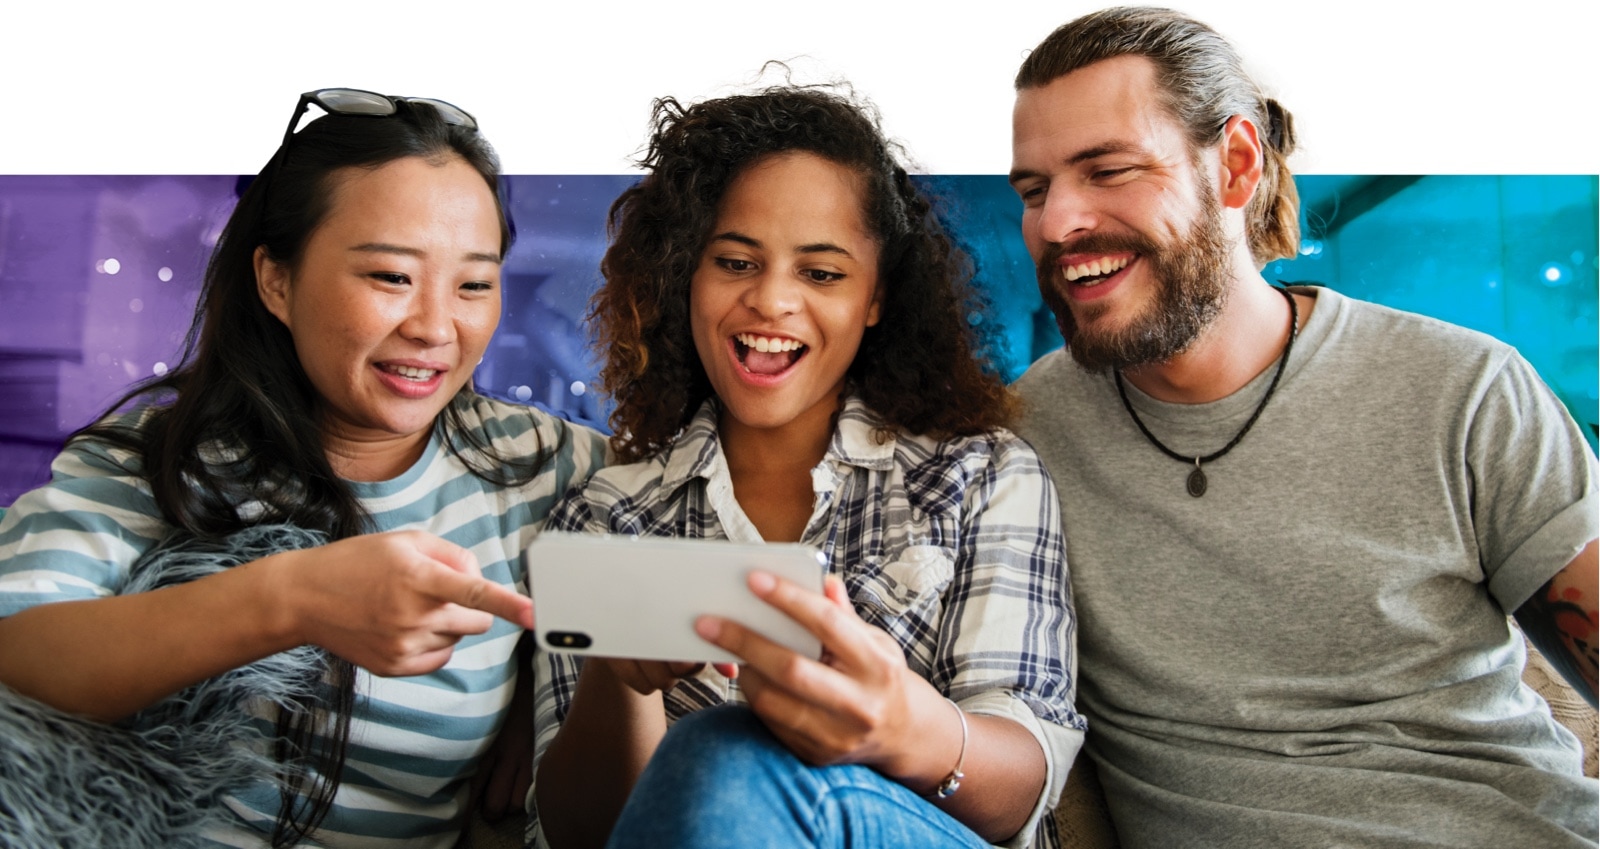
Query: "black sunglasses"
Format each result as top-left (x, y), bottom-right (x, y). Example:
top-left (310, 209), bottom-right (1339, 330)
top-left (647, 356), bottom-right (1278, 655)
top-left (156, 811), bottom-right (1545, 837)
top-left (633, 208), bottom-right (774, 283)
top-left (280, 88), bottom-right (478, 149)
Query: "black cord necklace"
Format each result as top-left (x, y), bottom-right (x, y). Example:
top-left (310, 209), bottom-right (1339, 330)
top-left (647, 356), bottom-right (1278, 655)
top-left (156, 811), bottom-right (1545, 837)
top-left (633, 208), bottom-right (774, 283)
top-left (1114, 286), bottom-right (1298, 498)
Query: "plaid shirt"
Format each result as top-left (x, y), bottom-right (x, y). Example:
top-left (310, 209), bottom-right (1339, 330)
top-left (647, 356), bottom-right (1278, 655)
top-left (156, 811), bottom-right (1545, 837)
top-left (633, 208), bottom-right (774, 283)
top-left (531, 396), bottom-right (1085, 848)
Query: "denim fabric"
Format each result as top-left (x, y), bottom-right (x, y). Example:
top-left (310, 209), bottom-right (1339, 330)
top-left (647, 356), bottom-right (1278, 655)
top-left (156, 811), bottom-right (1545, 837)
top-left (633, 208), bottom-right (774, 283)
top-left (605, 705), bottom-right (992, 849)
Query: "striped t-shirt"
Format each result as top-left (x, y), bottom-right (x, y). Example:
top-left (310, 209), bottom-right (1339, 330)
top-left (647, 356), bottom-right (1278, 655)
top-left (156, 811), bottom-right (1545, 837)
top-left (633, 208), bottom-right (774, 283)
top-left (0, 394), bottom-right (608, 848)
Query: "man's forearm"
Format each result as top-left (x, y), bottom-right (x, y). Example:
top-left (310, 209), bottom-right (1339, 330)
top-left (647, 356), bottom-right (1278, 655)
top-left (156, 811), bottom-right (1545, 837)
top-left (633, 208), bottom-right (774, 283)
top-left (1514, 539), bottom-right (1598, 707)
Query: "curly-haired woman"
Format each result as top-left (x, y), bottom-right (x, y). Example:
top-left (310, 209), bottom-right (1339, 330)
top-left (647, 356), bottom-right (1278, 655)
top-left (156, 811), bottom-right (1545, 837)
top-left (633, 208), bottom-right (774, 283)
top-left (530, 86), bottom-right (1085, 849)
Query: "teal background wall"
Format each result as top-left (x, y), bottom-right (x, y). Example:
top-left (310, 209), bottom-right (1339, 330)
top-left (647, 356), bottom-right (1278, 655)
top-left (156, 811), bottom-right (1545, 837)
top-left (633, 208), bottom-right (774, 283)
top-left (942, 174), bottom-right (1599, 451)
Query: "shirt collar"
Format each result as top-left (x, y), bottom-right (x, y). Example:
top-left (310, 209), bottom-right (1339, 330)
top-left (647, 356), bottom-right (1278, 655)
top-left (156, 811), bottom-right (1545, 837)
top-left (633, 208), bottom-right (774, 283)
top-left (657, 394), bottom-right (897, 496)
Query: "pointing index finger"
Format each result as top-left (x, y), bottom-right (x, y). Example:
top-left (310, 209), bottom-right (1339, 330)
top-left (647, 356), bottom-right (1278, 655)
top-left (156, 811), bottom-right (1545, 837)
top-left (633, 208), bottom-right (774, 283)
top-left (427, 566), bottom-right (534, 630)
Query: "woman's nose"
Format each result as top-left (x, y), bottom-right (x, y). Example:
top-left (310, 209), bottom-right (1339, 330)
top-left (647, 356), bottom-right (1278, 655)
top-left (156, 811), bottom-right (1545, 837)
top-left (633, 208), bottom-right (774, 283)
top-left (739, 270), bottom-right (801, 320)
top-left (399, 284), bottom-right (455, 347)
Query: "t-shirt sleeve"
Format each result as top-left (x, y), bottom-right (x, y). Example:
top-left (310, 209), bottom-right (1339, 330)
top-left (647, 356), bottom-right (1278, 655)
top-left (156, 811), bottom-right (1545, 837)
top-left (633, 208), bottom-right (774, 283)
top-left (1471, 351), bottom-right (1599, 612)
top-left (0, 439), bottom-right (167, 617)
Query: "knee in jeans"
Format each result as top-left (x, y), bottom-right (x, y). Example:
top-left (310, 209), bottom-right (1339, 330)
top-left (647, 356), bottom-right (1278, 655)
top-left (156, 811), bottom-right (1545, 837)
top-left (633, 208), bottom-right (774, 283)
top-left (655, 704), bottom-right (778, 768)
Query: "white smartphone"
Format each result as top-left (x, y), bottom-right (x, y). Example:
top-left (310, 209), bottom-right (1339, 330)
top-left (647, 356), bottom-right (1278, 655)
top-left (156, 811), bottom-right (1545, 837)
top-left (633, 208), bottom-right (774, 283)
top-left (524, 531), bottom-right (828, 664)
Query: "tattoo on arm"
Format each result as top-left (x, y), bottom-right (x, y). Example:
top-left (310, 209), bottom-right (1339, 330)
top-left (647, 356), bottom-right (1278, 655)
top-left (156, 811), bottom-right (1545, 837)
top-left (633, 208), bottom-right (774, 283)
top-left (1515, 576), bottom-right (1598, 708)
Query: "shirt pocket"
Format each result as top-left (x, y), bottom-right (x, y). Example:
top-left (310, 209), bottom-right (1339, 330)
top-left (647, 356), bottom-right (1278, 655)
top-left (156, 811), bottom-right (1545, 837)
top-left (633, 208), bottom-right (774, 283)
top-left (855, 544), bottom-right (957, 623)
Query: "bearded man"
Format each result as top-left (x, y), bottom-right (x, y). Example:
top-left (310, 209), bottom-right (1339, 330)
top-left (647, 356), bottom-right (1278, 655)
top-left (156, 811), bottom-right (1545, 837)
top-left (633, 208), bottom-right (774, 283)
top-left (1009, 7), bottom-right (1598, 848)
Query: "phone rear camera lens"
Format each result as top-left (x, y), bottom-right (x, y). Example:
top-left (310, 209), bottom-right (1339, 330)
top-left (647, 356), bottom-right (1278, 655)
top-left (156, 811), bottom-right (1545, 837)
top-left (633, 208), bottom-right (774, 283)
top-left (546, 631), bottom-right (592, 649)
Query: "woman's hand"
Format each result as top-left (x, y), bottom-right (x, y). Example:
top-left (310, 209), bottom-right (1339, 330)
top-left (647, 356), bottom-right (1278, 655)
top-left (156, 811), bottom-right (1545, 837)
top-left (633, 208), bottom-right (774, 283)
top-left (587, 657), bottom-right (709, 696)
top-left (0, 530), bottom-right (530, 721)
top-left (693, 572), bottom-right (948, 783)
top-left (283, 530), bottom-right (534, 677)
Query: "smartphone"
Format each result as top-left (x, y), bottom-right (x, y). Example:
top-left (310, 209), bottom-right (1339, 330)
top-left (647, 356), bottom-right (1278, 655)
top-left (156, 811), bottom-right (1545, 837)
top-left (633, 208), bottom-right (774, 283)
top-left (524, 531), bottom-right (828, 664)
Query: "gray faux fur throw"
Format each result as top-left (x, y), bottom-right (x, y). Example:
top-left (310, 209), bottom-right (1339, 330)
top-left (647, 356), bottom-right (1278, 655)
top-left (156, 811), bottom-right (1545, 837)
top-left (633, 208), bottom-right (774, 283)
top-left (0, 524), bottom-right (333, 848)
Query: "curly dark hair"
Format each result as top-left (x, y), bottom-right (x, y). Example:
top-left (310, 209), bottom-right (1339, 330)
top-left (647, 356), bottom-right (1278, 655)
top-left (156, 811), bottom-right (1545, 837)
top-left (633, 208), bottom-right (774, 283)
top-left (594, 84), bottom-right (1016, 462)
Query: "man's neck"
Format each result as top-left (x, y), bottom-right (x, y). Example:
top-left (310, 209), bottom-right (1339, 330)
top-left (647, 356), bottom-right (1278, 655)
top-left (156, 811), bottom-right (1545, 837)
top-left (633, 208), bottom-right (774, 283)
top-left (1120, 274), bottom-right (1306, 405)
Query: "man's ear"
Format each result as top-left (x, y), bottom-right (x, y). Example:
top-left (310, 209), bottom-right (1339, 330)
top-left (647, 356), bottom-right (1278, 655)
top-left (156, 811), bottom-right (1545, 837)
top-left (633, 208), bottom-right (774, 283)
top-left (1217, 114), bottom-right (1264, 211)
top-left (254, 245), bottom-right (293, 327)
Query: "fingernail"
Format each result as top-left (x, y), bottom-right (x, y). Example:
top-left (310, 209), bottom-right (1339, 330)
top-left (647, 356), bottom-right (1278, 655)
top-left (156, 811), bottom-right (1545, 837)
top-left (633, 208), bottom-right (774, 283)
top-left (695, 616), bottom-right (722, 640)
top-left (748, 571), bottom-right (776, 594)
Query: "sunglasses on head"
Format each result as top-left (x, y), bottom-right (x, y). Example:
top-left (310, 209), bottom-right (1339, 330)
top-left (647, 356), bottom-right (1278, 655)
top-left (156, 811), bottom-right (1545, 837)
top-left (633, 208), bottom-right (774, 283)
top-left (280, 88), bottom-right (478, 148)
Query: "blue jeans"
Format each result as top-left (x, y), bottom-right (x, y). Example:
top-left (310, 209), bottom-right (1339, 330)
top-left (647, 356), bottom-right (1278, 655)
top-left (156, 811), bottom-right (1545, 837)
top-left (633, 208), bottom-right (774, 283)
top-left (604, 705), bottom-right (993, 849)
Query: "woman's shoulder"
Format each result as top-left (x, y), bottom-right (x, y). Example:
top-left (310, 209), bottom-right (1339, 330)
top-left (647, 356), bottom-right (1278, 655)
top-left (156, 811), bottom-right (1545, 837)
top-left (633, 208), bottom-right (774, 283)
top-left (449, 394), bottom-right (611, 478)
top-left (544, 452), bottom-right (678, 535)
top-left (558, 454), bottom-right (672, 508)
top-left (0, 413), bottom-right (169, 613)
top-left (893, 425), bottom-right (1043, 473)
top-left (885, 425), bottom-right (1054, 518)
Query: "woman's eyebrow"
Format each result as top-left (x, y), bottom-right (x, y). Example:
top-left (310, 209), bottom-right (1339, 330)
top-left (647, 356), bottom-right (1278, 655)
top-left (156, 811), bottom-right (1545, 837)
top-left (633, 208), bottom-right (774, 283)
top-left (797, 242), bottom-right (851, 258)
top-left (710, 232), bottom-right (851, 258)
top-left (347, 242), bottom-right (502, 264)
top-left (709, 231), bottom-right (761, 248)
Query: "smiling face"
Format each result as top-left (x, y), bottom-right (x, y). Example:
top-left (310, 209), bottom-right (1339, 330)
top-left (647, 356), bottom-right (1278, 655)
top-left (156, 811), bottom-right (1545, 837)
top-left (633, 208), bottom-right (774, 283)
top-left (1010, 55), bottom-right (1242, 371)
top-left (255, 154), bottom-right (503, 477)
top-left (689, 151), bottom-right (881, 443)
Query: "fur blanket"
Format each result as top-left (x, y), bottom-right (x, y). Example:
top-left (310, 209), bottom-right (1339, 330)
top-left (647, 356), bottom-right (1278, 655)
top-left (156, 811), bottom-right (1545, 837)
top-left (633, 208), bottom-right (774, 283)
top-left (0, 525), bottom-right (332, 848)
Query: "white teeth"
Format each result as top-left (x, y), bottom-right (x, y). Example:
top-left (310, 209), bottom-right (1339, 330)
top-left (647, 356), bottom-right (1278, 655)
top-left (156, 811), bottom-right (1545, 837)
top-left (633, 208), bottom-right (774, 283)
top-left (735, 333), bottom-right (804, 353)
top-left (388, 365), bottom-right (438, 380)
top-left (1062, 255), bottom-right (1132, 284)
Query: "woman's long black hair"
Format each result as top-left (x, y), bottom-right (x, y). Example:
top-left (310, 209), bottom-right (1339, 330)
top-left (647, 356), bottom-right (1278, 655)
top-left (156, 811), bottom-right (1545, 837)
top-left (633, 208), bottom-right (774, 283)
top-left (72, 100), bottom-right (547, 846)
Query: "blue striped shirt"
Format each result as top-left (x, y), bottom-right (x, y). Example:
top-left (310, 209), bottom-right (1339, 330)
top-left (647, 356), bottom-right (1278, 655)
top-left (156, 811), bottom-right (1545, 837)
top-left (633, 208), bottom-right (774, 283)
top-left (0, 395), bottom-right (608, 848)
top-left (531, 396), bottom-right (1085, 849)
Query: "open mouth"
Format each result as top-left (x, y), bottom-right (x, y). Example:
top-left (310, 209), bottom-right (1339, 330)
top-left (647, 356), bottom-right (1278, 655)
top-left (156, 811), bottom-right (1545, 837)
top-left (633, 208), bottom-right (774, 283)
top-left (733, 332), bottom-right (807, 376)
top-left (1062, 254), bottom-right (1134, 288)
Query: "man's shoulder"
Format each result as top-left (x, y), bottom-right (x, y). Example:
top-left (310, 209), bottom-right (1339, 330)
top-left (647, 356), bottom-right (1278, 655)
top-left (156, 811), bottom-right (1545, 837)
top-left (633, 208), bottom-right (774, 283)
top-left (1014, 348), bottom-right (1105, 402)
top-left (1313, 287), bottom-right (1515, 367)
top-left (1014, 347), bottom-right (1076, 389)
top-left (1013, 348), bottom-right (1111, 443)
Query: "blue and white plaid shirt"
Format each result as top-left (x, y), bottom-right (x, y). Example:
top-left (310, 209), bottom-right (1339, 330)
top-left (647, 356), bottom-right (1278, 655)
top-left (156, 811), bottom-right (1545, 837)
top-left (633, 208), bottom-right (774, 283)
top-left (531, 396), bottom-right (1085, 848)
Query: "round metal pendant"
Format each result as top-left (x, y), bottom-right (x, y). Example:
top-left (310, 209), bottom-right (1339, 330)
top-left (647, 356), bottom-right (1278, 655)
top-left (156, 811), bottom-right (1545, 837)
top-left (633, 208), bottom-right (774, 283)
top-left (1186, 466), bottom-right (1208, 498)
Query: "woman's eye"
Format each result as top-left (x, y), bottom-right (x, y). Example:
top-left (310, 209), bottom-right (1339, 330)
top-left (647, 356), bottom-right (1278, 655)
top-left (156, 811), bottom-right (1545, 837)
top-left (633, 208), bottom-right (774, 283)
top-left (803, 269), bottom-right (843, 284)
top-left (715, 257), bottom-right (755, 273)
top-left (371, 272), bottom-right (410, 285)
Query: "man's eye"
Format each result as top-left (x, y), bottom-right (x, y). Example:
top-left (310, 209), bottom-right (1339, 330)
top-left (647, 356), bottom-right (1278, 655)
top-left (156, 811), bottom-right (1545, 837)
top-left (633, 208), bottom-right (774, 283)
top-left (1093, 168), bottom-right (1133, 181)
top-left (462, 280), bottom-right (495, 292)
top-left (1016, 184), bottom-right (1047, 206)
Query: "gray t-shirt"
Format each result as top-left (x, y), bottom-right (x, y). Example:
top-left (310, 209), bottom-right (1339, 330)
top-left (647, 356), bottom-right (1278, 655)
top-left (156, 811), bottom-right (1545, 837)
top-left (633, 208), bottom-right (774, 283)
top-left (1015, 286), bottom-right (1598, 848)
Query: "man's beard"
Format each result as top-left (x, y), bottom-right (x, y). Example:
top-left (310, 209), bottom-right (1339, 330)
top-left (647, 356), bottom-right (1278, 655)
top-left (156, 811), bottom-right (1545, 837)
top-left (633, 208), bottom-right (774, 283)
top-left (1035, 184), bottom-right (1234, 373)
